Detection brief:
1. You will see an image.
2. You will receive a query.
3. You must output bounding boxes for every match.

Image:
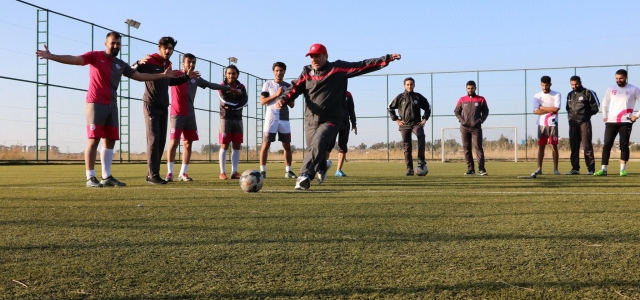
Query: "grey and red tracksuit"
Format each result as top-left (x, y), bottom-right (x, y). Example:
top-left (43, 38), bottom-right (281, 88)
top-left (454, 94), bottom-right (489, 172)
top-left (279, 55), bottom-right (394, 178)
top-left (133, 53), bottom-right (189, 178)
top-left (566, 87), bottom-right (599, 172)
top-left (388, 91), bottom-right (431, 170)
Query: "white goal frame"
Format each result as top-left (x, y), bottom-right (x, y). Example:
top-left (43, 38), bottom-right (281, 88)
top-left (440, 126), bottom-right (518, 163)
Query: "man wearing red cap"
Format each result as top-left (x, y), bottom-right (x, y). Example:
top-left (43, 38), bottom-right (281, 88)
top-left (276, 43), bottom-right (401, 190)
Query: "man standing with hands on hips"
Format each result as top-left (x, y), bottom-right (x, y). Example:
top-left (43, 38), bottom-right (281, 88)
top-left (454, 80), bottom-right (489, 176)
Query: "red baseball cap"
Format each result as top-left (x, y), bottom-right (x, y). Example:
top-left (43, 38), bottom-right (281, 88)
top-left (305, 43), bottom-right (328, 57)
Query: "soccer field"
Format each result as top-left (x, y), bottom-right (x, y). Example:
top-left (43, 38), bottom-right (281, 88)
top-left (2, 161), bottom-right (640, 299)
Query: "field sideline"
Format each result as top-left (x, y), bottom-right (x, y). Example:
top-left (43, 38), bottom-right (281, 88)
top-left (2, 161), bottom-right (640, 299)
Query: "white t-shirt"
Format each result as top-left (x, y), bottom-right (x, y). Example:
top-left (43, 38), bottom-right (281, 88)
top-left (261, 80), bottom-right (291, 121)
top-left (602, 84), bottom-right (640, 123)
top-left (532, 90), bottom-right (561, 126)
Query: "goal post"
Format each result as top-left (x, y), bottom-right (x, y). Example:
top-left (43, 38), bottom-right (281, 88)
top-left (441, 126), bottom-right (518, 163)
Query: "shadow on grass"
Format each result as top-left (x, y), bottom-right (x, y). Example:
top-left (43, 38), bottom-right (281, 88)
top-left (93, 279), bottom-right (640, 299)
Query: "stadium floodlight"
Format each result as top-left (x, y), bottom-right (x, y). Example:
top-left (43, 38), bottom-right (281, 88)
top-left (228, 56), bottom-right (238, 65)
top-left (124, 19), bottom-right (141, 29)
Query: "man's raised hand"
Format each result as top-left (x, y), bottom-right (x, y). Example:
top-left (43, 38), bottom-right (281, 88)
top-left (164, 66), bottom-right (177, 78)
top-left (36, 44), bottom-right (52, 60)
top-left (391, 53), bottom-right (401, 61)
top-left (230, 88), bottom-right (242, 95)
top-left (186, 66), bottom-right (201, 79)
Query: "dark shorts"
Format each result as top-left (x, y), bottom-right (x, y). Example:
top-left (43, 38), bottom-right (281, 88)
top-left (263, 118), bottom-right (291, 143)
top-left (538, 125), bottom-right (558, 146)
top-left (170, 115), bottom-right (199, 141)
top-left (219, 119), bottom-right (243, 144)
top-left (85, 103), bottom-right (119, 140)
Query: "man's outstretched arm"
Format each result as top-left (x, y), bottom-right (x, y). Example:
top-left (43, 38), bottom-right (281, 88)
top-left (36, 45), bottom-right (84, 65)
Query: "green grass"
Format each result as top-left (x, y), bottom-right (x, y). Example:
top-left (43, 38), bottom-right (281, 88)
top-left (2, 161), bottom-right (640, 299)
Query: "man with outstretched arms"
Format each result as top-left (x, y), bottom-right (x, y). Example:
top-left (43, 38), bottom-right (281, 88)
top-left (327, 90), bottom-right (357, 177)
top-left (388, 77), bottom-right (431, 176)
top-left (531, 76), bottom-right (562, 177)
top-left (218, 65), bottom-right (248, 180)
top-left (454, 80), bottom-right (489, 176)
top-left (566, 75), bottom-right (599, 175)
top-left (594, 69), bottom-right (640, 177)
top-left (133, 36), bottom-right (200, 185)
top-left (165, 53), bottom-right (240, 182)
top-left (36, 31), bottom-right (177, 188)
top-left (259, 62), bottom-right (295, 179)
top-left (275, 43), bottom-right (401, 190)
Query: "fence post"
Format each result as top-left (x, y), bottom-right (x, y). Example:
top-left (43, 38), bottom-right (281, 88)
top-left (524, 69), bottom-right (528, 161)
top-left (386, 75), bottom-right (389, 162)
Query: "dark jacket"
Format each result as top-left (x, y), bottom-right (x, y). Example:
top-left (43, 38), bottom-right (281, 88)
top-left (278, 55), bottom-right (394, 126)
top-left (388, 91), bottom-right (431, 128)
top-left (132, 53), bottom-right (189, 108)
top-left (218, 80), bottom-right (248, 120)
top-left (454, 94), bottom-right (489, 128)
top-left (566, 87), bottom-right (599, 125)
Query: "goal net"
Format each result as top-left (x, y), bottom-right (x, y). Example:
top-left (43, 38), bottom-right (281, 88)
top-left (440, 126), bottom-right (518, 162)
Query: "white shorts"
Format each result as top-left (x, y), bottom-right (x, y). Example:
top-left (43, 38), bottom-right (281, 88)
top-left (264, 118), bottom-right (291, 142)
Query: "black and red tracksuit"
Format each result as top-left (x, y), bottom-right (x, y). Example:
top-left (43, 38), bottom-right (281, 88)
top-left (454, 94), bottom-right (489, 172)
top-left (279, 55), bottom-right (394, 178)
top-left (566, 87), bottom-right (599, 172)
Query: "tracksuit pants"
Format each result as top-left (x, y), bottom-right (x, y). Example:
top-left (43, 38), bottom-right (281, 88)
top-left (460, 125), bottom-right (485, 171)
top-left (143, 102), bottom-right (168, 177)
top-left (400, 125), bottom-right (425, 170)
top-left (301, 121), bottom-right (342, 178)
top-left (569, 121), bottom-right (595, 172)
top-left (602, 122), bottom-right (633, 165)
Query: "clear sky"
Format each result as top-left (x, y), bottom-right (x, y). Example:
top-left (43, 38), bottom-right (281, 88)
top-left (2, 0), bottom-right (640, 155)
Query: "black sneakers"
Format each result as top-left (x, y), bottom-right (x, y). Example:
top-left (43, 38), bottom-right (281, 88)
top-left (464, 170), bottom-right (476, 176)
top-left (406, 169), bottom-right (414, 176)
top-left (146, 174), bottom-right (167, 185)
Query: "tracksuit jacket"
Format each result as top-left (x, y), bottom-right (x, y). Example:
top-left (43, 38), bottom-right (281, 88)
top-left (279, 55), bottom-right (394, 126)
top-left (218, 80), bottom-right (248, 120)
top-left (454, 94), bottom-right (489, 128)
top-left (388, 91), bottom-right (431, 128)
top-left (132, 53), bottom-right (189, 108)
top-left (566, 87), bottom-right (599, 125)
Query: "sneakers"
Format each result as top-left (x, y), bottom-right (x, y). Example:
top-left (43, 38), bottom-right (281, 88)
top-left (464, 170), bottom-right (476, 176)
top-left (335, 170), bottom-right (347, 177)
top-left (587, 170), bottom-right (595, 175)
top-left (178, 173), bottom-right (193, 181)
top-left (406, 169), bottom-right (414, 176)
top-left (146, 174), bottom-right (167, 185)
top-left (532, 169), bottom-right (543, 176)
top-left (86, 176), bottom-right (103, 188)
top-left (260, 171), bottom-right (266, 179)
top-left (554, 170), bottom-right (561, 175)
top-left (285, 171), bottom-right (297, 178)
top-left (326, 160), bottom-right (333, 171)
top-left (317, 170), bottom-right (328, 185)
top-left (620, 170), bottom-right (628, 177)
top-left (230, 172), bottom-right (241, 179)
top-left (295, 173), bottom-right (311, 190)
top-left (593, 170), bottom-right (607, 176)
top-left (219, 173), bottom-right (228, 180)
top-left (165, 173), bottom-right (173, 182)
top-left (101, 175), bottom-right (126, 187)
top-left (478, 169), bottom-right (488, 176)
top-left (566, 170), bottom-right (580, 175)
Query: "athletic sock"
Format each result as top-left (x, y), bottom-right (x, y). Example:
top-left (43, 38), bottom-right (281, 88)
top-left (101, 148), bottom-right (113, 179)
top-left (167, 162), bottom-right (174, 174)
top-left (86, 170), bottom-right (96, 180)
top-left (602, 165), bottom-right (608, 171)
top-left (260, 165), bottom-right (266, 172)
top-left (621, 163), bottom-right (626, 171)
top-left (232, 150), bottom-right (240, 173)
top-left (286, 165), bottom-right (292, 172)
top-left (180, 164), bottom-right (188, 175)
top-left (219, 150), bottom-right (227, 174)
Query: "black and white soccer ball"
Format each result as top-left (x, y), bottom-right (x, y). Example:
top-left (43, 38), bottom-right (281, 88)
top-left (240, 169), bottom-right (264, 193)
top-left (416, 164), bottom-right (429, 176)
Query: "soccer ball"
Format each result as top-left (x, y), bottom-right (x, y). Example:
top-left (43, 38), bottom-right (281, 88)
top-left (240, 169), bottom-right (264, 193)
top-left (416, 164), bottom-right (428, 176)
